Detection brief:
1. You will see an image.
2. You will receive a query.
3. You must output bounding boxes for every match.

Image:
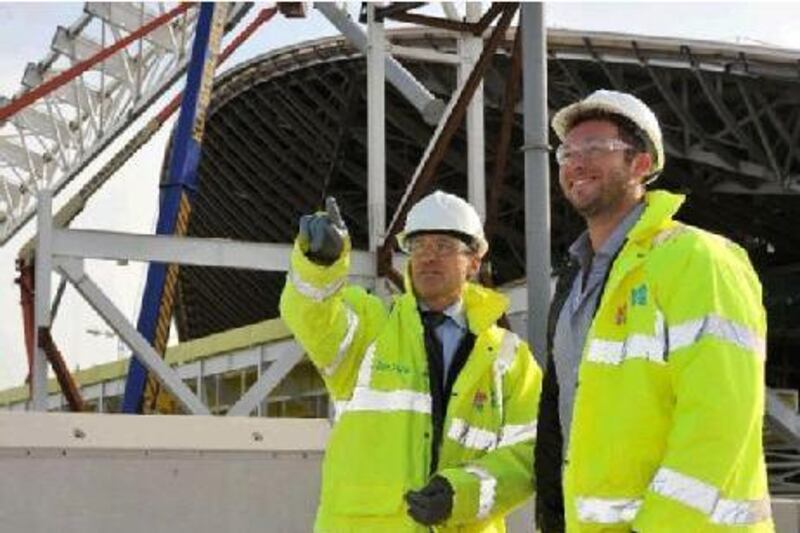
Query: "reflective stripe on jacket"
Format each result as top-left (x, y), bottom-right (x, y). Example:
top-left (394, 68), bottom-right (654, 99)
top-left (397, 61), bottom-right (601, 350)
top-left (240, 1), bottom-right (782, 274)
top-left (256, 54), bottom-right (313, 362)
top-left (280, 238), bottom-right (542, 532)
top-left (559, 190), bottom-right (772, 532)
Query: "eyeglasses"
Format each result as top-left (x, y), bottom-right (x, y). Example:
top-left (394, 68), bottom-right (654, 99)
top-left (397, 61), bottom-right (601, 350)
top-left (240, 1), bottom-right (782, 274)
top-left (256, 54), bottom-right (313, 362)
top-left (407, 236), bottom-right (470, 257)
top-left (555, 139), bottom-right (632, 165)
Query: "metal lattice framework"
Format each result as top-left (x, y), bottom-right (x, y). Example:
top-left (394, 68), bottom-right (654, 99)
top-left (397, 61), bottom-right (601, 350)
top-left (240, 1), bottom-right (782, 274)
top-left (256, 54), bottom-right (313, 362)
top-left (162, 26), bottom-right (800, 491)
top-left (0, 2), bottom-right (250, 246)
top-left (173, 27), bottom-right (800, 338)
top-left (548, 30), bottom-right (800, 193)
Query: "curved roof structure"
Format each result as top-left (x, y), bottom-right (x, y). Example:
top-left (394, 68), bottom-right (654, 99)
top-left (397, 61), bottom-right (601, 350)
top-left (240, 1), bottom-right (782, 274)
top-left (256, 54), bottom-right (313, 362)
top-left (170, 27), bottom-right (800, 387)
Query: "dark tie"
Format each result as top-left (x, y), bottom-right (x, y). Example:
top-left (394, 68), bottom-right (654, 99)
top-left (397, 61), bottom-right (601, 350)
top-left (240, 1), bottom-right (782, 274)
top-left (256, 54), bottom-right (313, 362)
top-left (421, 311), bottom-right (447, 362)
top-left (421, 310), bottom-right (447, 474)
top-left (421, 311), bottom-right (447, 333)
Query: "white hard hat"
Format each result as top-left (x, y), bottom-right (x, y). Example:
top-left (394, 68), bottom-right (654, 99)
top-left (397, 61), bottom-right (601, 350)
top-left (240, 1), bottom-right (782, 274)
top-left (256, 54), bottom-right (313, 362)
top-left (397, 190), bottom-right (488, 257)
top-left (552, 89), bottom-right (664, 178)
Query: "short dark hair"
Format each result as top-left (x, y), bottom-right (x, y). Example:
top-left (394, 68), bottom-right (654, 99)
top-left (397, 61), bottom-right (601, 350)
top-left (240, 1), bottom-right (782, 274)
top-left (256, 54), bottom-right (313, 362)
top-left (567, 109), bottom-right (650, 163)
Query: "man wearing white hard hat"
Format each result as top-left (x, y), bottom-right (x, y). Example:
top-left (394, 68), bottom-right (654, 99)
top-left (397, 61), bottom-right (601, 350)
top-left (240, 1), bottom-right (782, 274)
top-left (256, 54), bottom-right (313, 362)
top-left (280, 191), bottom-right (542, 531)
top-left (535, 90), bottom-right (772, 532)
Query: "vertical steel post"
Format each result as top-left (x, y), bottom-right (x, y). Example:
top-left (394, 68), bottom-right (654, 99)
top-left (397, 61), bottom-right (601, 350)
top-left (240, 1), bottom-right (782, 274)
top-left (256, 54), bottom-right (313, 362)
top-left (33, 189), bottom-right (53, 410)
top-left (462, 2), bottom-right (486, 220)
top-left (521, 3), bottom-right (551, 365)
top-left (367, 4), bottom-right (386, 252)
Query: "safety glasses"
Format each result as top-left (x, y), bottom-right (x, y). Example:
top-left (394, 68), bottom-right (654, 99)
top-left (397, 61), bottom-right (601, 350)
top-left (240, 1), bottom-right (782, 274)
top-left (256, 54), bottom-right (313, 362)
top-left (555, 138), bottom-right (632, 165)
top-left (407, 236), bottom-right (470, 258)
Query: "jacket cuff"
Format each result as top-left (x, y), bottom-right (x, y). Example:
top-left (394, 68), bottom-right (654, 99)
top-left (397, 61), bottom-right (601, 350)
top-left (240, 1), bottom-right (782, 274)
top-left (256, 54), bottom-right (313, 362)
top-left (289, 238), bottom-right (350, 301)
top-left (439, 467), bottom-right (484, 525)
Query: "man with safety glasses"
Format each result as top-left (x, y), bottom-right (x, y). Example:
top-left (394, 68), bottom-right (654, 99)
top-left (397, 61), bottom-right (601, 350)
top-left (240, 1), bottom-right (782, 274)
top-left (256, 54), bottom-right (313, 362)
top-left (535, 89), bottom-right (772, 531)
top-left (280, 190), bottom-right (542, 531)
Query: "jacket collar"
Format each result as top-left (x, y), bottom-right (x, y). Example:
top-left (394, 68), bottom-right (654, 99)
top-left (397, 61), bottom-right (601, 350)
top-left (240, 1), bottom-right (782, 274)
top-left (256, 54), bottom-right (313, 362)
top-left (596, 190), bottom-right (685, 307)
top-left (402, 265), bottom-right (508, 335)
top-left (627, 189), bottom-right (685, 244)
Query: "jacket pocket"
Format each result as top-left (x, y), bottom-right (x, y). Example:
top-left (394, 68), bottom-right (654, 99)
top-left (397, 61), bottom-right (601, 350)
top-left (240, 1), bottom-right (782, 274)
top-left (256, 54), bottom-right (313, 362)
top-left (333, 484), bottom-right (404, 516)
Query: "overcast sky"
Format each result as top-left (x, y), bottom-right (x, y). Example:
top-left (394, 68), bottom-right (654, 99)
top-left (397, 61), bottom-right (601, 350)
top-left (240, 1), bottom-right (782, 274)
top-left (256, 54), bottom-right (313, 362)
top-left (1, 2), bottom-right (799, 391)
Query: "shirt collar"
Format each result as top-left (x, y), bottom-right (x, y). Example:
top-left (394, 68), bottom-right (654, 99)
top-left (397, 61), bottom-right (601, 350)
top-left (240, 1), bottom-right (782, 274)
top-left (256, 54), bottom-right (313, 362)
top-left (568, 201), bottom-right (646, 269)
top-left (419, 298), bottom-right (467, 330)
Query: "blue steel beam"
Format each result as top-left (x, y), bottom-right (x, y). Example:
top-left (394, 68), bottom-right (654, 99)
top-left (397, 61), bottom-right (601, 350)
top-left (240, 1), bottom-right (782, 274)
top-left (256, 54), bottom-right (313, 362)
top-left (122, 3), bottom-right (223, 413)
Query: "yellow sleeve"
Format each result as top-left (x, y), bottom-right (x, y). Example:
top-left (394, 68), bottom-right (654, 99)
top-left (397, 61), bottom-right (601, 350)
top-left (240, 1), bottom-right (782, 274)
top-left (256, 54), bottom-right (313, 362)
top-left (279, 238), bottom-right (387, 399)
top-left (633, 234), bottom-right (770, 531)
top-left (441, 337), bottom-right (542, 525)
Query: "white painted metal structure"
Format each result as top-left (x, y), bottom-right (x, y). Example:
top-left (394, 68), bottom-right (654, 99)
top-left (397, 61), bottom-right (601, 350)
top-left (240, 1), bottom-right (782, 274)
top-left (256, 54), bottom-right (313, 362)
top-left (15, 343), bottom-right (307, 415)
top-left (462, 2), bottom-right (486, 220)
top-left (366, 3), bottom-right (386, 252)
top-left (25, 2), bottom-right (519, 417)
top-left (33, 193), bottom-right (387, 414)
top-left (3, 284), bottom-right (532, 414)
top-left (0, 3), bottom-right (249, 246)
top-left (316, 2), bottom-right (445, 126)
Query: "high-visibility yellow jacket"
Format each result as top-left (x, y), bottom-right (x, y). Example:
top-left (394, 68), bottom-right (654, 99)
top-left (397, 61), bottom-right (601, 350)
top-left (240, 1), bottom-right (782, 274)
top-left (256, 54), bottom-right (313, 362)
top-left (280, 238), bottom-right (542, 532)
top-left (560, 190), bottom-right (772, 532)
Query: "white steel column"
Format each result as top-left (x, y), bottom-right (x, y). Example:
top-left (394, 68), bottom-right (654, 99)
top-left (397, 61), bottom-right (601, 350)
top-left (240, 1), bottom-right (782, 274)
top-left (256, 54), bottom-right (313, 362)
top-left (461, 2), bottom-right (486, 220)
top-left (367, 4), bottom-right (386, 252)
top-left (32, 189), bottom-right (53, 411)
top-left (441, 2), bottom-right (460, 21)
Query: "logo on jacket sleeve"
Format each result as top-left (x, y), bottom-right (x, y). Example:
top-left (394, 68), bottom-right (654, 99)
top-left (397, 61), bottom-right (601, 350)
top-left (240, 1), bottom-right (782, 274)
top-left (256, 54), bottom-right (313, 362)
top-left (473, 391), bottom-right (488, 411)
top-left (631, 284), bottom-right (648, 306)
top-left (615, 304), bottom-right (627, 326)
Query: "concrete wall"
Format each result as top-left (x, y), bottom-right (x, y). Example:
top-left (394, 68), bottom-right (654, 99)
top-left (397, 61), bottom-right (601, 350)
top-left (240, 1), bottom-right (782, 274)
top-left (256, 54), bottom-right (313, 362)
top-left (1, 413), bottom-right (796, 532)
top-left (0, 413), bottom-right (326, 533)
top-left (774, 499), bottom-right (800, 533)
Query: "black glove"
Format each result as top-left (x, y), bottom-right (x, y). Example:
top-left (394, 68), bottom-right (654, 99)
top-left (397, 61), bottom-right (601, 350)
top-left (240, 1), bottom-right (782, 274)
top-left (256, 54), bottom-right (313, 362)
top-left (405, 475), bottom-right (454, 526)
top-left (298, 197), bottom-right (348, 266)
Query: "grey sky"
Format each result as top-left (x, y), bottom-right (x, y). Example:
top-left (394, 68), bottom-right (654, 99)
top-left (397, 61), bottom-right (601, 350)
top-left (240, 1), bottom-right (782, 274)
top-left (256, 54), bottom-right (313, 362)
top-left (1, 2), bottom-right (799, 391)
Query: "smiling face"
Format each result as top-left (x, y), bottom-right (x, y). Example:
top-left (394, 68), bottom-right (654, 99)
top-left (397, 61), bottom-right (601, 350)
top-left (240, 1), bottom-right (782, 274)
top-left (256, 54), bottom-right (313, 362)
top-left (558, 119), bottom-right (651, 221)
top-left (408, 233), bottom-right (481, 311)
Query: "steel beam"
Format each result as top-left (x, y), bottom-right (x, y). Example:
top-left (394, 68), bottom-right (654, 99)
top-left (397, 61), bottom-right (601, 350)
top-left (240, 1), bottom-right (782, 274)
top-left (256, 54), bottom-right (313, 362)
top-left (38, 328), bottom-right (86, 412)
top-left (688, 58), bottom-right (762, 160)
top-left (0, 4), bottom-right (190, 123)
top-left (383, 4), bottom-right (518, 248)
top-left (55, 258), bottom-right (209, 415)
top-left (373, 3), bottom-right (426, 22)
top-left (441, 2), bottom-right (460, 21)
top-left (462, 2), bottom-right (486, 221)
top-left (782, 109), bottom-right (800, 176)
top-left (753, 93), bottom-right (800, 172)
top-left (712, 180), bottom-right (800, 195)
top-left (316, 2), bottom-right (444, 125)
top-left (473, 4), bottom-right (505, 35)
top-left (638, 53), bottom-right (738, 169)
top-left (737, 80), bottom-right (783, 185)
top-left (32, 190), bottom-right (53, 410)
top-left (388, 11), bottom-right (475, 33)
top-left (767, 389), bottom-right (800, 449)
top-left (521, 3), bottom-right (551, 365)
top-left (389, 44), bottom-right (461, 65)
top-left (50, 228), bottom-right (379, 277)
top-left (486, 29), bottom-right (522, 244)
top-left (367, 4), bottom-right (386, 251)
top-left (227, 341), bottom-right (304, 416)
